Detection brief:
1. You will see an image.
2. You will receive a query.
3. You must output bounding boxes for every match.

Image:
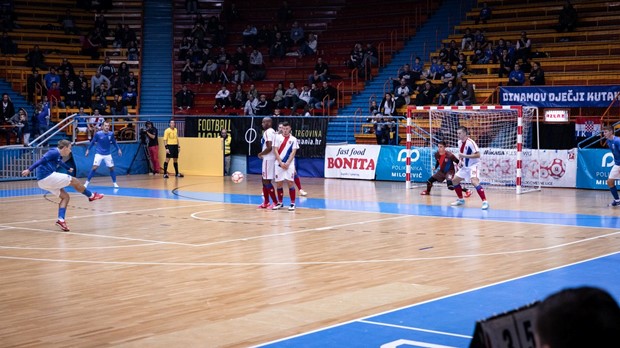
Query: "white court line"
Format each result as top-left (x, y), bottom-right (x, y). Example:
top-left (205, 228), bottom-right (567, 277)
top-left (0, 202), bottom-right (220, 225)
top-left (0, 225), bottom-right (198, 247)
top-left (2, 229), bottom-right (618, 266)
top-left (0, 196), bottom-right (49, 203)
top-left (0, 242), bottom-right (160, 250)
top-left (357, 319), bottom-right (472, 339)
top-left (190, 210), bottom-right (325, 223)
top-left (255, 250), bottom-right (620, 347)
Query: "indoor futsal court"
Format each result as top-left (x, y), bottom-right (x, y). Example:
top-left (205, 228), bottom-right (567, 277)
top-left (0, 174), bottom-right (619, 347)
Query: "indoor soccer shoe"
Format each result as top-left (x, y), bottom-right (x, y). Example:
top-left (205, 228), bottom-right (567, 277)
top-left (481, 201), bottom-right (489, 210)
top-left (450, 199), bottom-right (465, 206)
top-left (299, 189), bottom-right (308, 196)
top-left (163, 173), bottom-right (169, 179)
top-left (175, 173), bottom-right (184, 177)
top-left (55, 220), bottom-right (70, 232)
top-left (113, 183), bottom-right (119, 188)
top-left (609, 200), bottom-right (620, 207)
top-left (272, 203), bottom-right (283, 210)
top-left (89, 192), bottom-right (104, 202)
top-left (258, 202), bottom-right (271, 209)
top-left (288, 203), bottom-right (296, 211)
top-left (420, 190), bottom-right (429, 195)
top-left (464, 190), bottom-right (472, 198)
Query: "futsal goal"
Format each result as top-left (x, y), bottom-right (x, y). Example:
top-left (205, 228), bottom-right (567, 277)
top-left (405, 105), bottom-right (541, 194)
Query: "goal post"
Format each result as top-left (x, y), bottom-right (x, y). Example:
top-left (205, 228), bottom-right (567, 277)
top-left (406, 105), bottom-right (541, 194)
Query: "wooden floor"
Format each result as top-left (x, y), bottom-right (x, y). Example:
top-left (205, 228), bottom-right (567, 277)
top-left (0, 175), bottom-right (619, 347)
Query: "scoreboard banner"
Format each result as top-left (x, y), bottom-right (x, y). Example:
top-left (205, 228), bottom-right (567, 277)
top-left (184, 116), bottom-right (328, 158)
top-left (500, 85), bottom-right (620, 107)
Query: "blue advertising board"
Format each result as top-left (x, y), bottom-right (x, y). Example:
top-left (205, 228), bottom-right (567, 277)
top-left (375, 146), bottom-right (433, 182)
top-left (500, 85), bottom-right (620, 107)
top-left (576, 148), bottom-right (620, 189)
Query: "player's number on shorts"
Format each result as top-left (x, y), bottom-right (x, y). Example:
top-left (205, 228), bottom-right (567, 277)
top-left (502, 329), bottom-right (515, 348)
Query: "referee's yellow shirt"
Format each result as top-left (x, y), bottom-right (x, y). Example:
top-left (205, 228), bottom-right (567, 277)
top-left (164, 127), bottom-right (179, 145)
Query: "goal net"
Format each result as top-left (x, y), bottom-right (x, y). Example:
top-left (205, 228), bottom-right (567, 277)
top-left (405, 105), bottom-right (541, 194)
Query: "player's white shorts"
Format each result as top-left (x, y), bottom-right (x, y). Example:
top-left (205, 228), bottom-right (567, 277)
top-left (38, 172), bottom-right (72, 198)
top-left (610, 164), bottom-right (620, 180)
top-left (455, 163), bottom-right (480, 181)
top-left (275, 163), bottom-right (296, 182)
top-left (262, 159), bottom-right (275, 180)
top-left (93, 153), bottom-right (114, 167)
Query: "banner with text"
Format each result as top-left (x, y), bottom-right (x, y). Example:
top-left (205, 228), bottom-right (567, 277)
top-left (184, 116), bottom-right (328, 158)
top-left (324, 144), bottom-right (380, 180)
top-left (375, 146), bottom-right (433, 182)
top-left (500, 85), bottom-right (620, 107)
top-left (576, 148), bottom-right (620, 190)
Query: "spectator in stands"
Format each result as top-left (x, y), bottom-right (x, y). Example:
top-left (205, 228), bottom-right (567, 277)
top-left (454, 79), bottom-right (475, 106)
top-left (535, 286), bottom-right (620, 348)
top-left (82, 29), bottom-right (103, 59)
top-left (293, 84), bottom-right (311, 113)
top-left (242, 24), bottom-right (257, 48)
top-left (35, 101), bottom-right (50, 136)
top-left (117, 62), bottom-right (130, 79)
top-left (392, 64), bottom-right (414, 90)
top-left (178, 37), bottom-right (191, 61)
top-left (498, 49), bottom-right (514, 79)
top-left (109, 73), bottom-right (124, 96)
top-left (455, 53), bottom-right (468, 79)
top-left (441, 62), bottom-right (456, 87)
top-left (110, 94), bottom-right (127, 117)
top-left (515, 31), bottom-right (532, 63)
top-left (127, 40), bottom-right (139, 61)
top-left (362, 42), bottom-right (379, 68)
top-left (122, 85), bottom-right (137, 109)
top-left (557, 0), bottom-right (578, 33)
top-left (92, 83), bottom-right (109, 113)
top-left (181, 58), bottom-right (196, 84)
top-left (308, 57), bottom-right (329, 85)
top-left (475, 2), bottom-right (492, 25)
top-left (243, 94), bottom-right (258, 116)
top-left (232, 59), bottom-right (250, 84)
top-left (437, 80), bottom-right (459, 106)
top-left (379, 93), bottom-right (395, 116)
top-left (43, 67), bottom-right (60, 91)
top-left (214, 85), bottom-right (231, 112)
top-left (316, 81), bottom-right (337, 112)
top-left (25, 45), bottom-right (46, 70)
top-left (255, 94), bottom-right (270, 115)
top-left (247, 83), bottom-right (258, 100)
top-left (1, 92), bottom-right (15, 125)
top-left (10, 108), bottom-right (29, 145)
top-left (63, 80), bottom-right (79, 108)
top-left (283, 82), bottom-right (299, 109)
top-left (91, 71), bottom-right (110, 94)
top-left (59, 69), bottom-right (74, 94)
top-left (58, 57), bottom-right (75, 77)
top-left (0, 31), bottom-right (16, 55)
top-left (125, 71), bottom-right (138, 91)
top-left (493, 38), bottom-right (506, 63)
top-left (529, 61), bottom-right (546, 85)
top-left (112, 23), bottom-right (124, 48)
top-left (59, 8), bottom-right (80, 35)
top-left (411, 57), bottom-right (424, 80)
top-left (26, 69), bottom-right (42, 105)
top-left (231, 83), bottom-right (246, 109)
top-left (75, 70), bottom-right (88, 87)
top-left (219, 59), bottom-right (234, 84)
top-left (202, 58), bottom-right (219, 84)
top-left (427, 56), bottom-right (444, 80)
top-left (256, 24), bottom-right (271, 48)
top-left (122, 24), bottom-right (137, 49)
top-left (508, 63), bottom-right (525, 86)
top-left (474, 28), bottom-right (487, 48)
top-left (461, 27), bottom-right (474, 51)
top-left (46, 82), bottom-right (63, 108)
top-left (176, 84), bottom-right (194, 111)
top-left (73, 106), bottom-right (89, 139)
top-left (470, 42), bottom-right (486, 64)
top-left (272, 82), bottom-right (285, 109)
top-left (98, 57), bottom-right (116, 78)
top-left (369, 100), bottom-right (379, 117)
top-left (78, 80), bottom-right (91, 108)
top-left (415, 81), bottom-right (437, 106)
top-left (298, 33), bottom-right (317, 57)
top-left (438, 42), bottom-right (450, 64)
top-left (347, 43), bottom-right (364, 70)
top-left (88, 108), bottom-right (104, 136)
top-left (394, 79), bottom-right (411, 108)
top-left (289, 21), bottom-right (304, 46)
top-left (269, 31), bottom-right (286, 61)
top-left (249, 48), bottom-right (263, 71)
top-left (447, 40), bottom-right (460, 65)
top-left (277, 1), bottom-right (294, 23)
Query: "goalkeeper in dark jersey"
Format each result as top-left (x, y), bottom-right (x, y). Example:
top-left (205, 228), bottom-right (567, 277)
top-left (420, 140), bottom-right (471, 197)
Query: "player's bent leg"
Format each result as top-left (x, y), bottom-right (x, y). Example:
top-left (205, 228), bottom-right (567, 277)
top-left (56, 189), bottom-right (70, 231)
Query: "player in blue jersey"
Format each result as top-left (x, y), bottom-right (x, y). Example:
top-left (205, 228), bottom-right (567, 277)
top-left (21, 140), bottom-right (104, 231)
top-left (84, 121), bottom-right (122, 188)
top-left (603, 125), bottom-right (620, 207)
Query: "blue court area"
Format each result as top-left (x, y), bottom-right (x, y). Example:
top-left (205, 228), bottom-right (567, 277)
top-left (260, 252), bottom-right (620, 348)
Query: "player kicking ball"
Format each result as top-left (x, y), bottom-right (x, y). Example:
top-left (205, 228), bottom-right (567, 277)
top-left (448, 126), bottom-right (489, 210)
top-left (21, 140), bottom-right (104, 231)
top-left (420, 140), bottom-right (471, 197)
top-left (603, 125), bottom-right (620, 207)
top-left (272, 121), bottom-right (299, 211)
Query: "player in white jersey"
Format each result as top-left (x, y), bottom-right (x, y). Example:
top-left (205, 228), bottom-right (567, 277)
top-left (447, 126), bottom-right (489, 210)
top-left (272, 121), bottom-right (299, 211)
top-left (257, 117), bottom-right (279, 208)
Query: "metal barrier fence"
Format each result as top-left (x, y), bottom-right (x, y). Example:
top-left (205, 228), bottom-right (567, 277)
top-left (0, 147), bottom-right (45, 182)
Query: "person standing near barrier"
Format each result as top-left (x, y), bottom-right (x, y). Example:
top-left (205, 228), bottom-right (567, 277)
top-left (221, 129), bottom-right (231, 176)
top-left (144, 121), bottom-right (161, 175)
top-left (163, 119), bottom-right (183, 179)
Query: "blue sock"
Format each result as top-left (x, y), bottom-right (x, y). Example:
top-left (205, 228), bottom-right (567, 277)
top-left (110, 170), bottom-right (117, 183)
top-left (611, 186), bottom-right (619, 200)
top-left (58, 207), bottom-right (66, 221)
top-left (82, 189), bottom-right (92, 198)
top-left (87, 169), bottom-right (95, 181)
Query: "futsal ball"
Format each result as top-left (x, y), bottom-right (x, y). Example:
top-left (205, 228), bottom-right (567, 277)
top-left (231, 171), bottom-right (244, 183)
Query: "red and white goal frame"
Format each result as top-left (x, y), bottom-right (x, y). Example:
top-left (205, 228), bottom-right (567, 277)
top-left (405, 105), bottom-right (541, 194)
